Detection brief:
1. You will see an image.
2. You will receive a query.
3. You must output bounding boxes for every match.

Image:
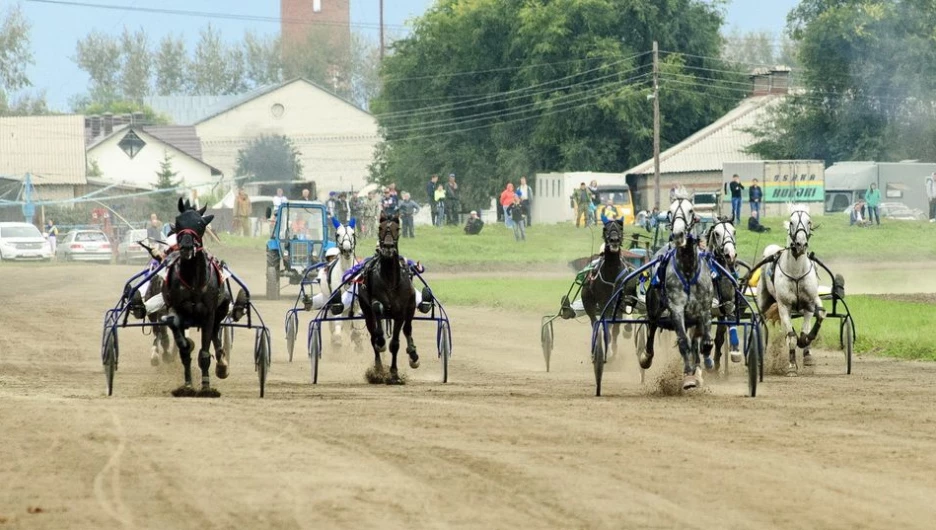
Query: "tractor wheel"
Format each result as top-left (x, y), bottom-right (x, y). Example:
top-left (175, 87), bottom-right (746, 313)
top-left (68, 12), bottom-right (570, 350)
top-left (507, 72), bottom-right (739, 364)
top-left (266, 251), bottom-right (280, 301)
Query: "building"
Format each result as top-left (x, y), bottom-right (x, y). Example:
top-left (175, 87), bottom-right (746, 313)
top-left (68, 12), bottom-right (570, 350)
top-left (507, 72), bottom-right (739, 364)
top-left (532, 172), bottom-right (630, 224)
top-left (623, 68), bottom-right (792, 213)
top-left (823, 161), bottom-right (936, 215)
top-left (0, 115), bottom-right (87, 203)
top-left (148, 78), bottom-right (379, 198)
top-left (281, 0), bottom-right (351, 66)
top-left (84, 114), bottom-right (223, 193)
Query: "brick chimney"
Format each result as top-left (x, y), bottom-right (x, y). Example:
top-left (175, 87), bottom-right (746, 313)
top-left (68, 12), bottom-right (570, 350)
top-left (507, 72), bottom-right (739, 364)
top-left (102, 112), bottom-right (113, 136)
top-left (132, 111), bottom-right (145, 125)
top-left (90, 115), bottom-right (101, 138)
top-left (750, 66), bottom-right (791, 96)
top-left (281, 0), bottom-right (351, 73)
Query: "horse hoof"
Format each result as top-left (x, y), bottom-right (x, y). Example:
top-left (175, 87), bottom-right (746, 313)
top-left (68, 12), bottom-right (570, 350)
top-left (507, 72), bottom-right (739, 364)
top-left (682, 375), bottom-right (698, 390)
top-left (150, 355), bottom-right (159, 367)
top-left (729, 351), bottom-right (743, 363)
top-left (703, 357), bottom-right (714, 371)
top-left (803, 354), bottom-right (815, 367)
top-left (409, 358), bottom-right (420, 369)
top-left (786, 363), bottom-right (798, 377)
top-left (196, 387), bottom-right (221, 398)
top-left (638, 353), bottom-right (654, 370)
top-left (216, 363), bottom-right (229, 379)
top-left (171, 385), bottom-right (197, 398)
top-left (386, 375), bottom-right (404, 385)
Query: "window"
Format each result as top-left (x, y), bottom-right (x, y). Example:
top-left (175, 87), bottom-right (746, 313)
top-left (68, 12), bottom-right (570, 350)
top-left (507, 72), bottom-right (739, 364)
top-left (313, 0), bottom-right (322, 12)
top-left (271, 103), bottom-right (285, 118)
top-left (76, 232), bottom-right (107, 242)
top-left (118, 130), bottom-right (146, 159)
top-left (886, 183), bottom-right (904, 199)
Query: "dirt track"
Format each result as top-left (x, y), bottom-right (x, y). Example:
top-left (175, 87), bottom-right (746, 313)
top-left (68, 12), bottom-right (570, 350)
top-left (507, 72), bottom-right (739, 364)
top-left (2, 259), bottom-right (936, 529)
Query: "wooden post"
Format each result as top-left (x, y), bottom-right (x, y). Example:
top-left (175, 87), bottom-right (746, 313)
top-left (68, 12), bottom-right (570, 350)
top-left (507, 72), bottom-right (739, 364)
top-left (379, 0), bottom-right (385, 59)
top-left (652, 41), bottom-right (661, 210)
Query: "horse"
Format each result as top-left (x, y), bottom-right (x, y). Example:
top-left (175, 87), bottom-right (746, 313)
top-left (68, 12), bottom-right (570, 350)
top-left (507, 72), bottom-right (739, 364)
top-left (161, 198), bottom-right (232, 397)
top-left (320, 217), bottom-right (364, 350)
top-left (357, 213), bottom-right (419, 384)
top-left (639, 196), bottom-right (716, 390)
top-left (756, 204), bottom-right (825, 376)
top-left (144, 268), bottom-right (175, 366)
top-left (704, 217), bottom-right (742, 370)
top-left (581, 220), bottom-right (632, 365)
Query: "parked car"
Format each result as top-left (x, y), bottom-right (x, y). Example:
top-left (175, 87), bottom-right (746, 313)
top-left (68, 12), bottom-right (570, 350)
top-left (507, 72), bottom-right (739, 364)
top-left (56, 229), bottom-right (112, 262)
top-left (0, 222), bottom-right (53, 262)
top-left (116, 229), bottom-right (151, 264)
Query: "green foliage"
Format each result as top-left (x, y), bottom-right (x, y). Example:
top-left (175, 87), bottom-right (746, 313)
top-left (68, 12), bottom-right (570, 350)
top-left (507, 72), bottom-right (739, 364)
top-left (370, 0), bottom-right (743, 207)
top-left (151, 151), bottom-right (181, 222)
top-left (815, 295), bottom-right (936, 360)
top-left (73, 30), bottom-right (122, 103)
top-left (72, 100), bottom-right (170, 125)
top-left (235, 134), bottom-right (304, 183)
top-left (0, 89), bottom-right (50, 116)
top-left (747, 0), bottom-right (936, 163)
top-left (87, 158), bottom-right (103, 178)
top-left (0, 4), bottom-right (33, 93)
top-left (155, 33), bottom-right (188, 96)
top-left (119, 27), bottom-right (151, 102)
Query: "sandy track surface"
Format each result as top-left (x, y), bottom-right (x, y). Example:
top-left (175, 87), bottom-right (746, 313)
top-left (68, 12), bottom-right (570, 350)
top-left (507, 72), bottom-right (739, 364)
top-left (2, 262), bottom-right (936, 529)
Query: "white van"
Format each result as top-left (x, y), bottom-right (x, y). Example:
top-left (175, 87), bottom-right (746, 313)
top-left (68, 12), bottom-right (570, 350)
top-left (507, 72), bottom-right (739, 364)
top-left (0, 222), bottom-right (53, 261)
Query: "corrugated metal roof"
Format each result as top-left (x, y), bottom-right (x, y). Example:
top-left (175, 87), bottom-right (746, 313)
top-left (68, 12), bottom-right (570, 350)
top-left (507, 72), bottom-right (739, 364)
top-left (143, 94), bottom-right (242, 125)
top-left (0, 115), bottom-right (87, 185)
top-left (624, 94), bottom-right (786, 175)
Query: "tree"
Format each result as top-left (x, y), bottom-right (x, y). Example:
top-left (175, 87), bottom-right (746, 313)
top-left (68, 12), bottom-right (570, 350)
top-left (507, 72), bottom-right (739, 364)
top-left (74, 30), bottom-right (122, 103)
top-left (235, 135), bottom-right (304, 183)
top-left (282, 27), bottom-right (351, 97)
top-left (152, 151), bottom-right (181, 223)
top-left (0, 4), bottom-right (33, 94)
top-left (72, 100), bottom-right (170, 125)
top-left (155, 33), bottom-right (188, 96)
top-left (0, 89), bottom-right (50, 116)
top-left (190, 24), bottom-right (229, 95)
top-left (349, 33), bottom-right (381, 110)
top-left (746, 0), bottom-right (936, 163)
top-left (371, 0), bottom-right (741, 207)
top-left (243, 31), bottom-right (282, 88)
top-left (224, 45), bottom-right (248, 95)
top-left (120, 27), bottom-right (151, 102)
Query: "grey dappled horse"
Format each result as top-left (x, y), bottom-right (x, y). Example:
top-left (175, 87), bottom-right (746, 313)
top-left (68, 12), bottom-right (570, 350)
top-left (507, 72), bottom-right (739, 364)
top-left (321, 217), bottom-right (365, 350)
top-left (756, 205), bottom-right (825, 375)
top-left (640, 197), bottom-right (716, 390)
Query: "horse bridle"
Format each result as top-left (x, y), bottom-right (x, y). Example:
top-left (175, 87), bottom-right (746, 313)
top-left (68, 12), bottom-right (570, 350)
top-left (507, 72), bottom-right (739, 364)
top-left (175, 228), bottom-right (204, 252)
top-left (377, 218), bottom-right (400, 257)
top-left (708, 220), bottom-right (736, 264)
top-left (788, 211), bottom-right (812, 247)
top-left (667, 199), bottom-right (697, 234)
top-left (336, 225), bottom-right (356, 256)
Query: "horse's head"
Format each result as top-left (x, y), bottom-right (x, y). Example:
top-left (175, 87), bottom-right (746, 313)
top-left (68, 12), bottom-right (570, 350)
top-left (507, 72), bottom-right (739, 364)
top-left (786, 205), bottom-right (812, 257)
top-left (602, 220), bottom-right (624, 253)
top-left (667, 197), bottom-right (698, 248)
top-left (377, 213), bottom-right (400, 258)
top-left (707, 217), bottom-right (737, 266)
top-left (173, 197), bottom-right (213, 261)
top-left (332, 216), bottom-right (357, 256)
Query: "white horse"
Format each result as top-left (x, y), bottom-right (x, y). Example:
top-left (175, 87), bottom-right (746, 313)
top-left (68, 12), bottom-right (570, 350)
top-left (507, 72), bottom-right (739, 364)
top-left (320, 218), bottom-right (364, 350)
top-left (756, 204), bottom-right (826, 375)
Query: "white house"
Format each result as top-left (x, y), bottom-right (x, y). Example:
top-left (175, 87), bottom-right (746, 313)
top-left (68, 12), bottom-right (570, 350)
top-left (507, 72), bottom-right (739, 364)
top-left (147, 78), bottom-right (379, 198)
top-left (85, 121), bottom-right (223, 193)
top-left (0, 115), bottom-right (87, 203)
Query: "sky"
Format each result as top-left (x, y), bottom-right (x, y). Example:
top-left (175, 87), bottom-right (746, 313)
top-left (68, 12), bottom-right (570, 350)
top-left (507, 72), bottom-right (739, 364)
top-left (13, 0), bottom-right (799, 110)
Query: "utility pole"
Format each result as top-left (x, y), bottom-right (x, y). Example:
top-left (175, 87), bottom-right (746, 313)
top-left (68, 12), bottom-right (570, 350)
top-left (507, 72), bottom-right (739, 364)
top-left (379, 0), bottom-right (385, 60)
top-left (652, 41), bottom-right (661, 210)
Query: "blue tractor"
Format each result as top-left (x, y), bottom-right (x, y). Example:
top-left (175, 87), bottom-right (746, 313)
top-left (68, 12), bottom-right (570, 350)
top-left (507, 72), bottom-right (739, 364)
top-left (266, 201), bottom-right (335, 300)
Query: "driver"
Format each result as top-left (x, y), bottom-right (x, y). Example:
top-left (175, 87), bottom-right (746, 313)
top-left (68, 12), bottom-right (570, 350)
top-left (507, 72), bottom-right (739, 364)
top-left (337, 252), bottom-right (434, 314)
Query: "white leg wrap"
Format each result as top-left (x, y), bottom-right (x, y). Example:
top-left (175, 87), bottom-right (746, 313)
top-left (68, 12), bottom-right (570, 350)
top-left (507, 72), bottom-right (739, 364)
top-left (310, 293), bottom-right (325, 310)
top-left (145, 293), bottom-right (165, 315)
top-left (341, 288), bottom-right (354, 308)
top-left (415, 289), bottom-right (422, 305)
top-left (137, 281), bottom-right (150, 299)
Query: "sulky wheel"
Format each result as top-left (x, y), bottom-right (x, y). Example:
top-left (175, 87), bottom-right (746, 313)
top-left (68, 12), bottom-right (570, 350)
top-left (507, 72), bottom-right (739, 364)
top-left (285, 313), bottom-right (298, 362)
top-left (438, 322), bottom-right (452, 384)
top-left (592, 324), bottom-right (607, 397)
top-left (842, 316), bottom-right (854, 375)
top-left (310, 324), bottom-right (321, 384)
top-left (635, 323), bottom-right (647, 384)
top-left (103, 329), bottom-right (118, 397)
top-left (541, 321), bottom-right (554, 372)
top-left (255, 328), bottom-right (271, 398)
top-left (745, 323), bottom-right (761, 398)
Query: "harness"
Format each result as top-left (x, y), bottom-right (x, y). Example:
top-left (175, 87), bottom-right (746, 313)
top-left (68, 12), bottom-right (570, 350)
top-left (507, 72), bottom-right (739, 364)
top-left (164, 229), bottom-right (223, 294)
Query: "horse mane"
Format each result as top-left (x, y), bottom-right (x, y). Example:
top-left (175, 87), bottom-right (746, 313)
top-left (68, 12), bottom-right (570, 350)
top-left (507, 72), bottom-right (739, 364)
top-left (787, 202), bottom-right (810, 216)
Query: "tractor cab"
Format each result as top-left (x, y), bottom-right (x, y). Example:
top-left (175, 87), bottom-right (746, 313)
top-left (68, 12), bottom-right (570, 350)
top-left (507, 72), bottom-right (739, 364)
top-left (266, 201), bottom-right (335, 300)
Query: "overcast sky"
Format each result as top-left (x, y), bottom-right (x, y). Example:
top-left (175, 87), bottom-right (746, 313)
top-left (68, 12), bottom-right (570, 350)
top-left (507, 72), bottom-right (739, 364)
top-left (19, 0), bottom-right (799, 110)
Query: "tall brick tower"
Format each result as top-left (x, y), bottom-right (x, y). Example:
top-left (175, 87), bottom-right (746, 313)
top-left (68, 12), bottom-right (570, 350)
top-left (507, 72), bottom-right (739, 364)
top-left (281, 0), bottom-right (351, 64)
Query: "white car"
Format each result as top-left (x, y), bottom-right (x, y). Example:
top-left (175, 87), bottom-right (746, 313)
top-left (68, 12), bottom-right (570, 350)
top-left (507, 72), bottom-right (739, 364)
top-left (56, 229), bottom-right (113, 263)
top-left (0, 222), bottom-right (53, 261)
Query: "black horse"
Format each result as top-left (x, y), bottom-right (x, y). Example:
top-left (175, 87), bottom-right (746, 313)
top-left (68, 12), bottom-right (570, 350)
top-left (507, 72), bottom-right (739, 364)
top-left (581, 220), bottom-right (632, 363)
top-left (357, 213), bottom-right (420, 384)
top-left (162, 198), bottom-right (232, 397)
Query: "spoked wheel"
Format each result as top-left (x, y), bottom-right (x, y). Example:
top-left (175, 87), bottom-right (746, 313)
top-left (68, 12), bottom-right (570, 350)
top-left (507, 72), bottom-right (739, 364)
top-left (103, 329), bottom-right (118, 396)
top-left (758, 320), bottom-right (767, 383)
top-left (540, 320), bottom-right (554, 372)
top-left (634, 323), bottom-right (647, 384)
top-left (285, 313), bottom-right (298, 362)
top-left (745, 323), bottom-right (762, 398)
top-left (255, 328), bottom-right (271, 398)
top-left (842, 316), bottom-right (854, 375)
top-left (592, 324), bottom-right (606, 397)
top-left (310, 324), bottom-right (321, 384)
top-left (438, 322), bottom-right (452, 383)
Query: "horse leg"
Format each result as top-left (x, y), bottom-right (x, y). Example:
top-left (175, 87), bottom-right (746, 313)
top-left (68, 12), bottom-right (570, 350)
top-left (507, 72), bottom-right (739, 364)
top-left (148, 315), bottom-right (161, 367)
top-left (713, 324), bottom-right (725, 370)
top-left (165, 312), bottom-right (196, 396)
top-left (361, 304), bottom-right (384, 373)
top-left (610, 322), bottom-right (620, 362)
top-left (196, 316), bottom-right (218, 396)
top-left (672, 315), bottom-right (698, 390)
top-left (802, 297), bottom-right (826, 368)
top-left (213, 308), bottom-right (229, 380)
top-left (777, 303), bottom-right (798, 376)
top-left (403, 315), bottom-right (419, 369)
top-left (388, 318), bottom-right (404, 384)
top-left (640, 322), bottom-right (656, 370)
top-left (700, 314), bottom-right (715, 375)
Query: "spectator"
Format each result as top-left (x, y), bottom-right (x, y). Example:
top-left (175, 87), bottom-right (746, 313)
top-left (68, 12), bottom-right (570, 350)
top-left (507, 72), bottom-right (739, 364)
top-left (588, 180), bottom-right (600, 225)
top-left (865, 183), bottom-right (881, 226)
top-left (600, 199), bottom-right (622, 224)
top-left (749, 178), bottom-right (763, 216)
top-left (499, 182), bottom-right (516, 228)
top-left (398, 192), bottom-right (420, 238)
top-left (233, 188), bottom-right (251, 237)
top-left (189, 188), bottom-right (202, 211)
top-left (507, 196), bottom-right (526, 241)
top-left (727, 174), bottom-right (744, 221)
top-left (271, 188), bottom-right (285, 218)
top-left (445, 174), bottom-right (460, 225)
top-left (45, 218), bottom-right (59, 256)
top-left (147, 213), bottom-right (161, 240)
top-left (747, 209), bottom-right (770, 233)
top-left (364, 191), bottom-right (381, 237)
top-left (335, 192), bottom-right (351, 224)
top-left (381, 187), bottom-right (400, 217)
top-left (926, 172), bottom-right (936, 222)
top-left (516, 176), bottom-right (533, 226)
top-left (571, 182), bottom-right (591, 228)
top-left (850, 198), bottom-right (868, 227)
top-left (464, 210), bottom-right (484, 235)
top-left (326, 192), bottom-right (337, 218)
top-left (426, 174), bottom-right (439, 226)
top-left (300, 188), bottom-right (311, 201)
top-left (434, 184), bottom-right (447, 227)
